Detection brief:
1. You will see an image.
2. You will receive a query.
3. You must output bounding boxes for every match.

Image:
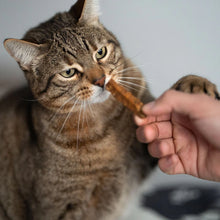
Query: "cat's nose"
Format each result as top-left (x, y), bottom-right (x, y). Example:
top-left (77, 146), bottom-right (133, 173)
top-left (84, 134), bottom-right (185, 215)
top-left (94, 75), bottom-right (106, 88)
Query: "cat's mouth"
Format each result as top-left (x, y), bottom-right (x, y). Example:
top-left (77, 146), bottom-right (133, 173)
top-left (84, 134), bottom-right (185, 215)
top-left (93, 75), bottom-right (112, 89)
top-left (89, 75), bottom-right (112, 104)
top-left (75, 75), bottom-right (117, 105)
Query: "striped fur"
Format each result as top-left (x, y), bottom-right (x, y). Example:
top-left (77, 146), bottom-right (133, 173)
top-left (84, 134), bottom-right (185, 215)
top-left (1, 1), bottom-right (156, 219)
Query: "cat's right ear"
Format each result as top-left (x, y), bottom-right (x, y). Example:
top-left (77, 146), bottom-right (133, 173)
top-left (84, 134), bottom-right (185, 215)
top-left (69, 0), bottom-right (100, 25)
top-left (4, 38), bottom-right (41, 71)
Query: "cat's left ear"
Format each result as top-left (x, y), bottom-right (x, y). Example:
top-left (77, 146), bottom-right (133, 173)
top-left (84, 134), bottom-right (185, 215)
top-left (69, 0), bottom-right (100, 25)
top-left (4, 38), bottom-right (41, 71)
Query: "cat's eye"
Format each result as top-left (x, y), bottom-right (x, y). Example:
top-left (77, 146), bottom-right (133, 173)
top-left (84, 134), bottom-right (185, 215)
top-left (60, 68), bottom-right (77, 78)
top-left (95, 47), bottom-right (107, 60)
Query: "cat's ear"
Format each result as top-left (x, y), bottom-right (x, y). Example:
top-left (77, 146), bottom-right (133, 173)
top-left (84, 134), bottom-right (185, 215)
top-left (69, 0), bottom-right (100, 25)
top-left (4, 38), bottom-right (41, 70)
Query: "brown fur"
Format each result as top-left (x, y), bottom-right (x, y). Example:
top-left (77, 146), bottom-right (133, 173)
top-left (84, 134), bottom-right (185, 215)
top-left (1, 1), bottom-right (219, 220)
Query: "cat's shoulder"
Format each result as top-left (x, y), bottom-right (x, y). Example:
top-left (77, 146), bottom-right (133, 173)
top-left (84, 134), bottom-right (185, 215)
top-left (0, 87), bottom-right (32, 116)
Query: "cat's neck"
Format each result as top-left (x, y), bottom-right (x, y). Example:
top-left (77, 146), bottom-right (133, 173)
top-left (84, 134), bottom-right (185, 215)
top-left (28, 96), bottom-right (134, 179)
top-left (32, 96), bottom-right (126, 152)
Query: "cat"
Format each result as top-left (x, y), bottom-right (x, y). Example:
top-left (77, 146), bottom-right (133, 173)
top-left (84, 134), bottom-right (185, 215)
top-left (1, 0), bottom-right (219, 220)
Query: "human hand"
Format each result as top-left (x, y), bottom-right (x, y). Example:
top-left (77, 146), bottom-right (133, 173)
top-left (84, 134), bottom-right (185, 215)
top-left (135, 90), bottom-right (220, 182)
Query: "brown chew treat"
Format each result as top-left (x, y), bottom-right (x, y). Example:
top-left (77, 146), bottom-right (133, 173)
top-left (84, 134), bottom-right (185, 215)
top-left (106, 78), bottom-right (146, 118)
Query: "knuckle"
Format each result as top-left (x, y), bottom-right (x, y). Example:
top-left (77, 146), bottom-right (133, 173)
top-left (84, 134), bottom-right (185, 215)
top-left (161, 90), bottom-right (174, 100)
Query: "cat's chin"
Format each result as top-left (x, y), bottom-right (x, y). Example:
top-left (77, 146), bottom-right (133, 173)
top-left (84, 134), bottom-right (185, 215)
top-left (89, 87), bottom-right (111, 104)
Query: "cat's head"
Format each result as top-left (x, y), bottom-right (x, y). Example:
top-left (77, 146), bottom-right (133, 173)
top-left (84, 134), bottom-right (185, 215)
top-left (4, 0), bottom-right (126, 112)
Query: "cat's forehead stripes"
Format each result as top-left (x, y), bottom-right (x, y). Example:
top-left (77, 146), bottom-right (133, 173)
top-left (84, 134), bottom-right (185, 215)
top-left (54, 29), bottom-right (91, 51)
top-left (53, 27), bottom-right (110, 58)
top-left (81, 38), bottom-right (90, 51)
top-left (64, 53), bottom-right (76, 66)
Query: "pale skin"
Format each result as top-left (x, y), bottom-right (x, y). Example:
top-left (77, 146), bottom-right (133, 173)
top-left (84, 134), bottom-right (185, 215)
top-left (135, 90), bottom-right (220, 182)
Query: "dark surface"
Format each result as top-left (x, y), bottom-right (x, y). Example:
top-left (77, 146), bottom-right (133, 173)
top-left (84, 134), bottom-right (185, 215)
top-left (142, 185), bottom-right (220, 219)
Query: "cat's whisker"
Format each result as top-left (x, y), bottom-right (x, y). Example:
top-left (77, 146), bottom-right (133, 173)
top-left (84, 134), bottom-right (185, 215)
top-left (117, 76), bottom-right (148, 84)
top-left (82, 99), bottom-right (86, 129)
top-left (117, 76), bottom-right (144, 81)
top-left (117, 79), bottom-right (147, 90)
top-left (76, 101), bottom-right (83, 151)
top-left (87, 101), bottom-right (95, 119)
top-left (117, 81), bottom-right (140, 92)
top-left (48, 95), bottom-right (77, 126)
top-left (115, 65), bottom-right (144, 75)
top-left (57, 97), bottom-right (80, 140)
top-left (84, 100), bottom-right (90, 128)
top-left (112, 67), bottom-right (140, 78)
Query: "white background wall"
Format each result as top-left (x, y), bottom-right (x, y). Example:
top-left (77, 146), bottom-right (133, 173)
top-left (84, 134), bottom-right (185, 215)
top-left (0, 0), bottom-right (220, 97)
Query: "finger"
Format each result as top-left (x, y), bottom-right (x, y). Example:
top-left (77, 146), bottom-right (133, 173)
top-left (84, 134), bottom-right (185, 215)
top-left (134, 101), bottom-right (156, 126)
top-left (134, 115), bottom-right (157, 126)
top-left (148, 138), bottom-right (175, 158)
top-left (134, 100), bottom-right (171, 126)
top-left (142, 90), bottom-right (217, 119)
top-left (136, 121), bottom-right (172, 143)
top-left (158, 154), bottom-right (186, 175)
top-left (134, 114), bottom-right (171, 126)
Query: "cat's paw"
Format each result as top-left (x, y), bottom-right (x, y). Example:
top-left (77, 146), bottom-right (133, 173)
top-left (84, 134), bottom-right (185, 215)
top-left (171, 75), bottom-right (220, 100)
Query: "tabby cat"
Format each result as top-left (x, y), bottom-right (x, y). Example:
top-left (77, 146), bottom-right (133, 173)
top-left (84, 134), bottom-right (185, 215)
top-left (1, 0), bottom-right (219, 220)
